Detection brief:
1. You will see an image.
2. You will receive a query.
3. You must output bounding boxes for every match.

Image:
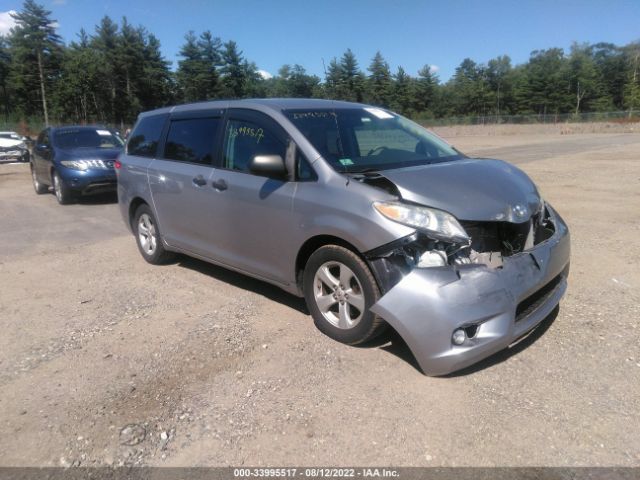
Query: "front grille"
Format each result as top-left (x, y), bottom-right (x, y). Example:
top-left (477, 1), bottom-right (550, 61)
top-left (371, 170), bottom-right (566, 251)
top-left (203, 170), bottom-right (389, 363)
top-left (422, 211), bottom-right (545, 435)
top-left (515, 274), bottom-right (563, 322)
top-left (460, 208), bottom-right (554, 257)
top-left (461, 219), bottom-right (533, 256)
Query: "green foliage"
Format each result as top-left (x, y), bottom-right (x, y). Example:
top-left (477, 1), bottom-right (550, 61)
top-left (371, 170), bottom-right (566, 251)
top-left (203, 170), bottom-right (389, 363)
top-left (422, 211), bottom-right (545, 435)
top-left (269, 64), bottom-right (320, 98)
top-left (366, 51), bottom-right (393, 107)
top-left (177, 31), bottom-right (221, 102)
top-left (391, 66), bottom-right (412, 115)
top-left (623, 44), bottom-right (640, 116)
top-left (8, 0), bottom-right (63, 123)
top-left (323, 49), bottom-right (365, 101)
top-left (1, 0), bottom-right (639, 128)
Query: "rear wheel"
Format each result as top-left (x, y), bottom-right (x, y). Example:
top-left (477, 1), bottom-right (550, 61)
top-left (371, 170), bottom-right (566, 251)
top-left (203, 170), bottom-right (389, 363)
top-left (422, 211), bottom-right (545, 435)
top-left (303, 245), bottom-right (386, 345)
top-left (133, 204), bottom-right (174, 264)
top-left (31, 165), bottom-right (48, 194)
top-left (53, 171), bottom-right (74, 204)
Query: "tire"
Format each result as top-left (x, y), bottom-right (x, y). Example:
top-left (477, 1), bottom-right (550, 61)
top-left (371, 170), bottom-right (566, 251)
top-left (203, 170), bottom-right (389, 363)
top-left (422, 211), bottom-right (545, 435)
top-left (52, 170), bottom-right (74, 204)
top-left (31, 164), bottom-right (48, 194)
top-left (133, 204), bottom-right (174, 265)
top-left (303, 245), bottom-right (386, 345)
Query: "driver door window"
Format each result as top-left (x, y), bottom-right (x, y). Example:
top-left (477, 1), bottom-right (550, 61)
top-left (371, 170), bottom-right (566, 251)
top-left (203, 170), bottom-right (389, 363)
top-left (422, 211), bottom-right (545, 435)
top-left (222, 119), bottom-right (286, 173)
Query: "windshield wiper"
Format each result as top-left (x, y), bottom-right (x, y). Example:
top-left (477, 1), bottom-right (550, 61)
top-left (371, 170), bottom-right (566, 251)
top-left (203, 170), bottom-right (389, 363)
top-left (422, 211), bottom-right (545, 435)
top-left (350, 167), bottom-right (381, 174)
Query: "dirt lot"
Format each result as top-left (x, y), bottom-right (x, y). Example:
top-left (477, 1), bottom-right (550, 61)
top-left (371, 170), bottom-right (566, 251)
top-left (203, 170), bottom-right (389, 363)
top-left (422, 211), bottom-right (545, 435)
top-left (0, 130), bottom-right (639, 467)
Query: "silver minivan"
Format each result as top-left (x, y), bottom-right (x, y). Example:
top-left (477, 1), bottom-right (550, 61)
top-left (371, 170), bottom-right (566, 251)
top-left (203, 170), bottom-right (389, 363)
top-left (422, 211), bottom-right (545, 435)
top-left (117, 99), bottom-right (570, 375)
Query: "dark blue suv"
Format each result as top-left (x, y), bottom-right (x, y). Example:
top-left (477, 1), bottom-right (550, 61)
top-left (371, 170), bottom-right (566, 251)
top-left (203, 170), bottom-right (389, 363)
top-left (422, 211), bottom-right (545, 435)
top-left (30, 126), bottom-right (124, 204)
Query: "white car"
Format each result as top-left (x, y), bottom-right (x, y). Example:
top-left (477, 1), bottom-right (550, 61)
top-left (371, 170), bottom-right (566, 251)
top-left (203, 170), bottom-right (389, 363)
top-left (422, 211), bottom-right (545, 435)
top-left (0, 131), bottom-right (30, 162)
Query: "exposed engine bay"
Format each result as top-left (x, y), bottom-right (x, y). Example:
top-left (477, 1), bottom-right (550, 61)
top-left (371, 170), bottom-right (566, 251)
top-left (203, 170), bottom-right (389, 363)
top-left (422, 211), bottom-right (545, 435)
top-left (355, 171), bottom-right (557, 293)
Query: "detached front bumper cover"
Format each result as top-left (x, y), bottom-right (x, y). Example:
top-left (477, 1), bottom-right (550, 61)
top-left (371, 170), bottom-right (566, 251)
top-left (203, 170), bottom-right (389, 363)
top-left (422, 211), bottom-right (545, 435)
top-left (370, 206), bottom-right (570, 376)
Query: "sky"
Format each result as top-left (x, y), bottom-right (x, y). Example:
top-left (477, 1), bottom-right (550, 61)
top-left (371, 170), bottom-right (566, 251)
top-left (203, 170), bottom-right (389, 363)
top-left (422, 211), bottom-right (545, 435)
top-left (0, 0), bottom-right (639, 81)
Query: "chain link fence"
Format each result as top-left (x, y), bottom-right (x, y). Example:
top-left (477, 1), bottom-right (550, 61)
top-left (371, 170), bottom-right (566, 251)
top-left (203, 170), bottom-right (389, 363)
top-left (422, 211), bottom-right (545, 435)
top-left (422, 111), bottom-right (640, 126)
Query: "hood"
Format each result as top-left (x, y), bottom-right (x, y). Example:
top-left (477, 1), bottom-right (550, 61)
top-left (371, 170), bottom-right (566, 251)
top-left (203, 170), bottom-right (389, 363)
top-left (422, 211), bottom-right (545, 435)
top-left (57, 147), bottom-right (122, 160)
top-left (0, 138), bottom-right (24, 148)
top-left (379, 158), bottom-right (542, 223)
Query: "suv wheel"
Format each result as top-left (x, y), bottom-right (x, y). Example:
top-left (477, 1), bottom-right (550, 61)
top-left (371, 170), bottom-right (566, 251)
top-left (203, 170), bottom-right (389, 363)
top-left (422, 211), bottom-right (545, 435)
top-left (31, 165), bottom-right (48, 194)
top-left (303, 245), bottom-right (386, 345)
top-left (133, 204), bottom-right (174, 264)
top-left (52, 171), bottom-right (74, 204)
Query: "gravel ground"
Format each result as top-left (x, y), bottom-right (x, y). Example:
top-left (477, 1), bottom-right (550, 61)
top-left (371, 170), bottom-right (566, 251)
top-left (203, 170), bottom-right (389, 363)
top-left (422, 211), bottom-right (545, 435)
top-left (0, 131), bottom-right (638, 467)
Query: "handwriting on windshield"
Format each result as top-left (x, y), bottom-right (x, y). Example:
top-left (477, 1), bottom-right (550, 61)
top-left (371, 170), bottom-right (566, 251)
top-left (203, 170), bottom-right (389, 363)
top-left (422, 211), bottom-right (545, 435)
top-left (292, 111), bottom-right (336, 120)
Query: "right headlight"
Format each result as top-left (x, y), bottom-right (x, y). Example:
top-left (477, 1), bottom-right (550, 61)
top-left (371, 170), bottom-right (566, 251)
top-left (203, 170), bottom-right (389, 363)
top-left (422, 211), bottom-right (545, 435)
top-left (373, 200), bottom-right (470, 244)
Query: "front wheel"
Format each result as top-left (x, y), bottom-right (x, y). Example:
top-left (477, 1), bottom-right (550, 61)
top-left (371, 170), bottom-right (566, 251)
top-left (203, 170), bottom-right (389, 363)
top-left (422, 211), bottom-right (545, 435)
top-left (303, 245), bottom-right (386, 345)
top-left (53, 171), bottom-right (74, 204)
top-left (31, 165), bottom-right (48, 194)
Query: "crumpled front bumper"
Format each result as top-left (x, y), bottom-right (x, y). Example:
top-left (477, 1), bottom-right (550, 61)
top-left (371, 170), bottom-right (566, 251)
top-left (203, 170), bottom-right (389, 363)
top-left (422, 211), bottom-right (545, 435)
top-left (370, 206), bottom-right (570, 376)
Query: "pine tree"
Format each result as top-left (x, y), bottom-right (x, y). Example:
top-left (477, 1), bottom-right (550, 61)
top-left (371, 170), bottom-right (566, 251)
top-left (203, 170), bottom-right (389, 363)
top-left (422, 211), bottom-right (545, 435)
top-left (324, 58), bottom-right (343, 99)
top-left (273, 64), bottom-right (319, 98)
top-left (524, 48), bottom-right (569, 116)
top-left (197, 31), bottom-right (222, 97)
top-left (55, 29), bottom-right (103, 122)
top-left (242, 60), bottom-right (265, 97)
top-left (221, 41), bottom-right (246, 98)
top-left (91, 16), bottom-right (121, 123)
top-left (590, 43), bottom-right (627, 110)
top-left (451, 58), bottom-right (480, 115)
top-left (487, 56), bottom-right (512, 116)
top-left (116, 18), bottom-right (146, 121)
top-left (366, 51), bottom-right (392, 107)
top-left (177, 32), bottom-right (202, 102)
top-left (392, 66), bottom-right (412, 115)
top-left (0, 37), bottom-right (11, 122)
top-left (413, 64), bottom-right (438, 114)
top-left (339, 49), bottom-right (364, 102)
top-left (140, 33), bottom-right (173, 110)
top-left (8, 0), bottom-right (63, 125)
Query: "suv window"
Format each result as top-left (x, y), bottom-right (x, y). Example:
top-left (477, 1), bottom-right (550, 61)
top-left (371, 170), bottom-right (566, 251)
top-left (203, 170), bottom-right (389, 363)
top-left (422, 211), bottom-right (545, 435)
top-left (37, 130), bottom-right (50, 147)
top-left (128, 114), bottom-right (167, 157)
top-left (222, 119), bottom-right (286, 173)
top-left (163, 118), bottom-right (220, 165)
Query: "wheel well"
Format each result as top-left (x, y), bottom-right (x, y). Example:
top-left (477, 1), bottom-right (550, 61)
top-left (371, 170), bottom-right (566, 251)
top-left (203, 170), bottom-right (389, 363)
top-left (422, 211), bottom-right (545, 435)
top-left (295, 235), bottom-right (363, 291)
top-left (128, 197), bottom-right (147, 229)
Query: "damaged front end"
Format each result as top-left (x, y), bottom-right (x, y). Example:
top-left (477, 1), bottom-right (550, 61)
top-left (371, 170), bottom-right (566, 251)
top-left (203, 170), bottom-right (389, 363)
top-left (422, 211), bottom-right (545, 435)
top-left (354, 170), bottom-right (571, 376)
top-left (367, 195), bottom-right (557, 293)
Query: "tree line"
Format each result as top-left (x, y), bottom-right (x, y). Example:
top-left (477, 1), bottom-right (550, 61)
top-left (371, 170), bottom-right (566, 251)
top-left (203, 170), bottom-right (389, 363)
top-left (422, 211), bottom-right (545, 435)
top-left (1, 0), bottom-right (639, 129)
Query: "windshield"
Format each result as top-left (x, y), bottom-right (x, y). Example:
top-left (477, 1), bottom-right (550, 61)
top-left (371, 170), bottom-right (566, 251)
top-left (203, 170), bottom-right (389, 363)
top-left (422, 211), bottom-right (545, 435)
top-left (0, 133), bottom-right (21, 140)
top-left (53, 128), bottom-right (124, 150)
top-left (284, 107), bottom-right (462, 172)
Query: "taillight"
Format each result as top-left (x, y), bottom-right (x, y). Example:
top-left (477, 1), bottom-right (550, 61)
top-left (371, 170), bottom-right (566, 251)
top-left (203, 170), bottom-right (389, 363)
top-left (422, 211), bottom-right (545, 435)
top-left (114, 158), bottom-right (122, 169)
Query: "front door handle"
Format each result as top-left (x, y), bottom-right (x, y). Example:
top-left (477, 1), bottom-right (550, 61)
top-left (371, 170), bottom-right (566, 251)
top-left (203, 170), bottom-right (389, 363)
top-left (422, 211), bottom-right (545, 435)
top-left (192, 175), bottom-right (207, 187)
top-left (211, 179), bottom-right (228, 191)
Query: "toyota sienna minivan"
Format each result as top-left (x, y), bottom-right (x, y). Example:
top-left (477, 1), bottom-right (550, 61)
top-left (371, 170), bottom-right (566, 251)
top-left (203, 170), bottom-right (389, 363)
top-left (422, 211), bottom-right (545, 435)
top-left (117, 99), bottom-right (570, 375)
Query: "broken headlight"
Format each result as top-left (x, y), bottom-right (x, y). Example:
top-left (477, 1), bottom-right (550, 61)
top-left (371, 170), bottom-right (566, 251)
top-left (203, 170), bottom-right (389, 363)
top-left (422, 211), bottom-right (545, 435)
top-left (373, 201), bottom-right (470, 244)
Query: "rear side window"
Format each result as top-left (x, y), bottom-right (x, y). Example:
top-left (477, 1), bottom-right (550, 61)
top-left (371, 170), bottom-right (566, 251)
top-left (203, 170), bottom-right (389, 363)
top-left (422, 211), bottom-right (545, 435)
top-left (163, 118), bottom-right (220, 165)
top-left (127, 114), bottom-right (166, 157)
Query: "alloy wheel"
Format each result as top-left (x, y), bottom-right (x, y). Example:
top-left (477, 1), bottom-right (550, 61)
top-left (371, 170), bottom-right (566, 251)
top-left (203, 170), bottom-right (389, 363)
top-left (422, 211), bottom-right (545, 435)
top-left (313, 261), bottom-right (366, 329)
top-left (137, 213), bottom-right (157, 256)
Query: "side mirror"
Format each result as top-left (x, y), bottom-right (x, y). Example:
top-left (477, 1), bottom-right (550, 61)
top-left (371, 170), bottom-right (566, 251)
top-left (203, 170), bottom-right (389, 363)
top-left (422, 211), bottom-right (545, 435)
top-left (249, 154), bottom-right (287, 178)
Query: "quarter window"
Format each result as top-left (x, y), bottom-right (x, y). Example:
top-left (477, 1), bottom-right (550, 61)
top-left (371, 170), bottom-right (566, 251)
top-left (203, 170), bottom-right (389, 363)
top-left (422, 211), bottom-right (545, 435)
top-left (127, 114), bottom-right (167, 157)
top-left (223, 119), bottom-right (285, 173)
top-left (163, 118), bottom-right (220, 165)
